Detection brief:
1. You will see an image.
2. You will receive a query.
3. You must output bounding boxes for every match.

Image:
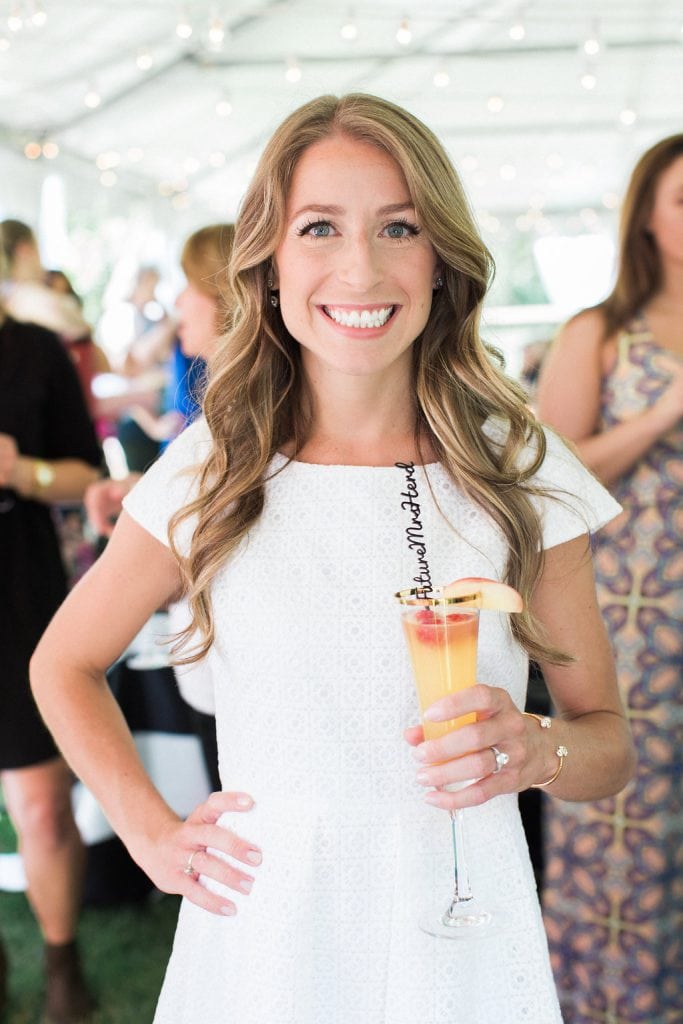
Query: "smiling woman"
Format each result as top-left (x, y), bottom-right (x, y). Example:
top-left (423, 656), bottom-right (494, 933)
top-left (29, 94), bottom-right (634, 1024)
top-left (273, 135), bottom-right (438, 388)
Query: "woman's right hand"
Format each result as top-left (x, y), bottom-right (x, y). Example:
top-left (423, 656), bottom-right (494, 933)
top-left (138, 790), bottom-right (263, 917)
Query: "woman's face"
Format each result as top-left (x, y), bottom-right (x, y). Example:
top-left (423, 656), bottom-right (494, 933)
top-left (648, 154), bottom-right (683, 267)
top-left (273, 134), bottom-right (438, 384)
top-left (176, 280), bottom-right (218, 359)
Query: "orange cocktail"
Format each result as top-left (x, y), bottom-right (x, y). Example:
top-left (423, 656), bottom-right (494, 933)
top-left (400, 606), bottom-right (479, 741)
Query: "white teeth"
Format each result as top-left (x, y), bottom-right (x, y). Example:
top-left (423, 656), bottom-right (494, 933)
top-left (324, 305), bottom-right (394, 328)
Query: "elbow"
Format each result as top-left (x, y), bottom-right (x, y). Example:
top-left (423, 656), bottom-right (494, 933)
top-left (608, 722), bottom-right (637, 796)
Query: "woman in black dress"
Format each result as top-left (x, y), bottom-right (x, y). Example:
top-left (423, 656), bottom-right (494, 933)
top-left (0, 309), bottom-right (101, 1022)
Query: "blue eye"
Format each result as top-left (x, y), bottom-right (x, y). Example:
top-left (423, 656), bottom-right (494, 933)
top-left (297, 220), bottom-right (333, 237)
top-left (384, 220), bottom-right (420, 239)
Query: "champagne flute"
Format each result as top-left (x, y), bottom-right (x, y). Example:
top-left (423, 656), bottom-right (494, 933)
top-left (396, 586), bottom-right (491, 937)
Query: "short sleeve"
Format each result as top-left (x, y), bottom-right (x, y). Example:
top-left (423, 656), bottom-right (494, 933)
top-left (122, 417), bottom-right (212, 552)
top-left (529, 427), bottom-right (622, 549)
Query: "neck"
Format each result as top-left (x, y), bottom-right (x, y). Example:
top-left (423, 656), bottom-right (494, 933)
top-left (650, 262), bottom-right (683, 312)
top-left (292, 364), bottom-right (432, 466)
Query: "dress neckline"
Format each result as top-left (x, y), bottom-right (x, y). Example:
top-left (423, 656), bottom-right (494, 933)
top-left (628, 311), bottom-right (683, 362)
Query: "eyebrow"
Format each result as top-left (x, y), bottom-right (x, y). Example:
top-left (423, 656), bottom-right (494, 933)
top-left (290, 201), bottom-right (416, 219)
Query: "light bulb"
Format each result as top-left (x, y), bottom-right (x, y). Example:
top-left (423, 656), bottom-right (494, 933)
top-left (136, 48), bottom-right (153, 70)
top-left (24, 141), bottom-right (42, 160)
top-left (509, 23), bottom-right (525, 41)
top-left (285, 57), bottom-right (302, 83)
top-left (84, 87), bottom-right (101, 109)
top-left (340, 10), bottom-right (358, 40)
top-left (433, 65), bottom-right (450, 88)
top-left (580, 70), bottom-right (597, 90)
top-left (619, 107), bottom-right (637, 126)
top-left (487, 95), bottom-right (504, 113)
top-left (215, 98), bottom-right (233, 117)
top-left (396, 18), bottom-right (412, 46)
top-left (42, 141), bottom-right (59, 159)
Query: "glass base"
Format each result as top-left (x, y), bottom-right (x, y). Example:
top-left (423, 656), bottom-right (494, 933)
top-left (418, 900), bottom-right (493, 939)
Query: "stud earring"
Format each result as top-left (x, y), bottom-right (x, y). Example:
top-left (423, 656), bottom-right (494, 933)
top-left (434, 276), bottom-right (444, 290)
top-left (270, 292), bottom-right (279, 308)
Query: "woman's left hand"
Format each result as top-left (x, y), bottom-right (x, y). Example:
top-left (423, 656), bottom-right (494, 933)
top-left (404, 683), bottom-right (544, 810)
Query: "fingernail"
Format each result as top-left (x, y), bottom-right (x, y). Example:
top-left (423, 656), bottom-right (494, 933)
top-left (423, 704), bottom-right (442, 721)
top-left (412, 746), bottom-right (428, 762)
top-left (245, 849), bottom-right (262, 865)
top-left (220, 904), bottom-right (236, 916)
top-left (415, 770), bottom-right (430, 784)
top-left (424, 792), bottom-right (441, 805)
top-left (236, 795), bottom-right (253, 808)
top-left (238, 878), bottom-right (253, 894)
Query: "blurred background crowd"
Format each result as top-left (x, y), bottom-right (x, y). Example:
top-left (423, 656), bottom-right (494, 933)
top-left (0, 2), bottom-right (681, 1023)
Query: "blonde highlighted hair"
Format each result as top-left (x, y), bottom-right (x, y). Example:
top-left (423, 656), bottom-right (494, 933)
top-left (171, 93), bottom-right (568, 665)
top-left (181, 223), bottom-right (236, 333)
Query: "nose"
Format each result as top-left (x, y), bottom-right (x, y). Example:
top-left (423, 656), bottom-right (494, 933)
top-left (336, 231), bottom-right (383, 291)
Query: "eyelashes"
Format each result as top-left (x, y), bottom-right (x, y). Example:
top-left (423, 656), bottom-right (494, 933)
top-left (295, 218), bottom-right (422, 239)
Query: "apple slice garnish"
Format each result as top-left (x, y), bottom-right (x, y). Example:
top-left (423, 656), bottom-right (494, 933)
top-left (441, 576), bottom-right (523, 613)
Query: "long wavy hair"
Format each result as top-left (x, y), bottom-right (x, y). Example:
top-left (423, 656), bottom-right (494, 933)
top-left (170, 93), bottom-right (569, 665)
top-left (599, 133), bottom-right (683, 339)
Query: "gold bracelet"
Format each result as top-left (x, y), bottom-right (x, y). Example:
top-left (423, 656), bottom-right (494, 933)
top-left (530, 745), bottom-right (568, 788)
top-left (523, 711), bottom-right (568, 788)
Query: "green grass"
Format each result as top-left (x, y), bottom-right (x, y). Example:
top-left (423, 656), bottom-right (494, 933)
top-left (1, 808), bottom-right (179, 1024)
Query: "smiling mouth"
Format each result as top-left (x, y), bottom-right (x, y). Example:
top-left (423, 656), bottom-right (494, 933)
top-left (322, 305), bottom-right (396, 329)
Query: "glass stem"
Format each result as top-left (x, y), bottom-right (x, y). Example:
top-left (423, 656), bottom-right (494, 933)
top-left (448, 808), bottom-right (473, 908)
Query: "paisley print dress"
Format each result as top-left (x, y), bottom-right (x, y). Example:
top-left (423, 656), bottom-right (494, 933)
top-left (543, 317), bottom-right (683, 1024)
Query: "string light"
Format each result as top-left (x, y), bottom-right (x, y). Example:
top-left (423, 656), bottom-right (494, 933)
top-left (84, 85), bottom-right (102, 109)
top-left (509, 22), bottom-right (525, 41)
top-left (96, 151), bottom-right (121, 170)
top-left (7, 6), bottom-right (23, 32)
top-left (285, 56), bottom-right (302, 83)
top-left (487, 94), bottom-right (504, 113)
top-left (340, 9), bottom-right (358, 41)
top-left (396, 17), bottom-right (412, 46)
top-left (208, 9), bottom-right (225, 49)
top-left (42, 140), bottom-right (59, 159)
top-left (582, 21), bottom-right (601, 57)
top-left (619, 106), bottom-right (637, 127)
top-left (176, 8), bottom-right (192, 39)
top-left (580, 68), bottom-right (597, 90)
top-left (136, 48), bottom-right (153, 70)
top-left (30, 1), bottom-right (46, 27)
top-left (215, 97), bottom-right (233, 117)
top-left (24, 141), bottom-right (41, 159)
top-left (433, 62), bottom-right (450, 88)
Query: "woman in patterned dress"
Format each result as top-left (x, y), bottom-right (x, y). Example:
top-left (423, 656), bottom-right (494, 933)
top-left (29, 95), bottom-right (634, 1024)
top-left (537, 134), bottom-right (683, 1024)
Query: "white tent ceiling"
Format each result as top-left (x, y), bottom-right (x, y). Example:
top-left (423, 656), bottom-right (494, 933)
top-left (2, 0), bottom-right (681, 229)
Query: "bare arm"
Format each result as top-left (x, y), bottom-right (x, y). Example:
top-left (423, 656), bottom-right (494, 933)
top-left (0, 432), bottom-right (99, 502)
top-left (406, 535), bottom-right (634, 808)
top-left (30, 512), bottom-right (262, 916)
top-left (537, 309), bottom-right (683, 485)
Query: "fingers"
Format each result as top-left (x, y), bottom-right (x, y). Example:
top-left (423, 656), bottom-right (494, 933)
top-left (151, 791), bottom-right (263, 917)
top-left (405, 684), bottom-right (530, 807)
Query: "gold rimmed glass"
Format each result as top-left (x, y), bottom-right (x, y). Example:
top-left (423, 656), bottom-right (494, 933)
top-left (396, 587), bottom-right (492, 937)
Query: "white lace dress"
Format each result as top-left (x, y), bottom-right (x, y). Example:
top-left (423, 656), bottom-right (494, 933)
top-left (123, 418), bottom-right (620, 1024)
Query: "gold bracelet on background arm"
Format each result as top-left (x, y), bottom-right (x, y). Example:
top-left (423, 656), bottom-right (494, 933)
top-left (523, 711), bottom-right (569, 789)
